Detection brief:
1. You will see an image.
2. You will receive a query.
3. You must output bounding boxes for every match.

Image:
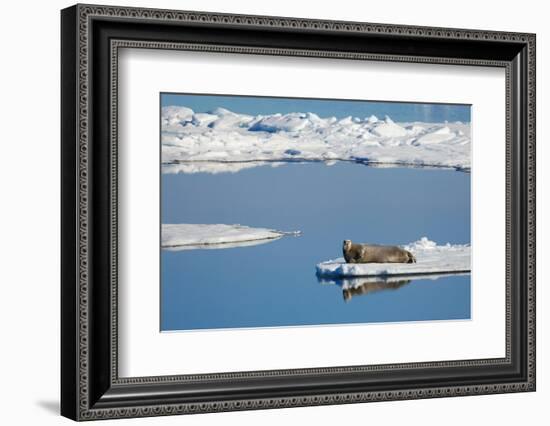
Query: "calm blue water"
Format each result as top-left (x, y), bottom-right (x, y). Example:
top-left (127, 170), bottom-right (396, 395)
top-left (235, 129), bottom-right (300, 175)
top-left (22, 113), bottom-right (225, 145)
top-left (161, 162), bottom-right (471, 331)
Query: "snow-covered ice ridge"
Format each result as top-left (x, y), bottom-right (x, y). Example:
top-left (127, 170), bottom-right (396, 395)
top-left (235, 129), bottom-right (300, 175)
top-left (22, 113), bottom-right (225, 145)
top-left (162, 223), bottom-right (301, 250)
top-left (316, 237), bottom-right (470, 278)
top-left (162, 106), bottom-right (471, 174)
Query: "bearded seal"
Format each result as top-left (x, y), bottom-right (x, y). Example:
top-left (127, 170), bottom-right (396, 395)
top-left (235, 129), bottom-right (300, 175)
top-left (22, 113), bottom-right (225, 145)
top-left (343, 240), bottom-right (416, 264)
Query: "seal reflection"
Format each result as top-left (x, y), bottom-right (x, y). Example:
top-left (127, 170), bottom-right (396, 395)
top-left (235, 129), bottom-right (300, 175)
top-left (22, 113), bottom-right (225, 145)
top-left (316, 273), bottom-right (468, 303)
top-left (341, 279), bottom-right (411, 302)
top-left (318, 276), bottom-right (412, 302)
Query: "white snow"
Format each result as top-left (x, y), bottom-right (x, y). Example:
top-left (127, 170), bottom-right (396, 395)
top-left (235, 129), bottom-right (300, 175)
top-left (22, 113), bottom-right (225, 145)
top-left (161, 106), bottom-right (471, 174)
top-left (162, 223), bottom-right (300, 250)
top-left (316, 237), bottom-right (470, 278)
top-left (370, 115), bottom-right (409, 138)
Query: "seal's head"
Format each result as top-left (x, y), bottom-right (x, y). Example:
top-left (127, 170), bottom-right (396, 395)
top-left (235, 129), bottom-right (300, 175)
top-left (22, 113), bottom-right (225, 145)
top-left (343, 240), bottom-right (352, 251)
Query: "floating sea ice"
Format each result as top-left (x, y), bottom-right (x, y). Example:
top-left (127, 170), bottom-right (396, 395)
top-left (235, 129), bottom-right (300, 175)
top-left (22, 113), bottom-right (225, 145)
top-left (162, 223), bottom-right (301, 251)
top-left (161, 106), bottom-right (471, 173)
top-left (316, 237), bottom-right (470, 278)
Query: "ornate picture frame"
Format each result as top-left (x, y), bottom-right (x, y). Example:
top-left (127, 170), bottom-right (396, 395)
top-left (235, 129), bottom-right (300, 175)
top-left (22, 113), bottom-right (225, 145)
top-left (61, 4), bottom-right (535, 421)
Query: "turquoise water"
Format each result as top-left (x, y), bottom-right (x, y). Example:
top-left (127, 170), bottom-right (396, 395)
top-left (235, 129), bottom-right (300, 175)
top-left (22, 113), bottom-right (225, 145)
top-left (161, 162), bottom-right (471, 331)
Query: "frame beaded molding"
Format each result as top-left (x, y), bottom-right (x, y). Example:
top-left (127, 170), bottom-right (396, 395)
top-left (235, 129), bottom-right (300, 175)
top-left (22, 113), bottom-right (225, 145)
top-left (109, 39), bottom-right (512, 383)
top-left (83, 382), bottom-right (529, 420)
top-left (74, 4), bottom-right (535, 420)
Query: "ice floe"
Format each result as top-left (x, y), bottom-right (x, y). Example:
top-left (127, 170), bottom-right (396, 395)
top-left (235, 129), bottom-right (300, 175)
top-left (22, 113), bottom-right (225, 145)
top-left (316, 237), bottom-right (470, 278)
top-left (162, 106), bottom-right (471, 174)
top-left (162, 223), bottom-right (301, 250)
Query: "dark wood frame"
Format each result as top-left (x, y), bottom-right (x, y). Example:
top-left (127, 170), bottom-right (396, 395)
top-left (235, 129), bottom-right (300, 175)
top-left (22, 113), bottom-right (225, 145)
top-left (61, 3), bottom-right (536, 421)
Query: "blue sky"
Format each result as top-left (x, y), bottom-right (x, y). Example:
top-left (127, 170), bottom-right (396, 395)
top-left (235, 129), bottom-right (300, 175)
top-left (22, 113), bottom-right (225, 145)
top-left (161, 92), bottom-right (471, 123)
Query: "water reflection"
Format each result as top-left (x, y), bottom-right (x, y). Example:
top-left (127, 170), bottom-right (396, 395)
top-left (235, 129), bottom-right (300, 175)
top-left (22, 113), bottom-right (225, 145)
top-left (318, 273), bottom-right (469, 303)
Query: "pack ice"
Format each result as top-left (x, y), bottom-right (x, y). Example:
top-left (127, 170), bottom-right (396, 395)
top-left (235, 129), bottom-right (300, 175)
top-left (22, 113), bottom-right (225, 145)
top-left (161, 106), bottom-right (471, 174)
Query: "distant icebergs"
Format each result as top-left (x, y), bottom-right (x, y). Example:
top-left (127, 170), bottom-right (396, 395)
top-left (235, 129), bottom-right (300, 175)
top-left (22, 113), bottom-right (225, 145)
top-left (162, 223), bottom-right (301, 250)
top-left (316, 237), bottom-right (470, 278)
top-left (161, 106), bottom-right (471, 174)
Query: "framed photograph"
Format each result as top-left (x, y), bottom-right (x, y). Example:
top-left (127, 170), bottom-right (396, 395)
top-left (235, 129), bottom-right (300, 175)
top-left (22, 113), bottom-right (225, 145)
top-left (61, 4), bottom-right (536, 421)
